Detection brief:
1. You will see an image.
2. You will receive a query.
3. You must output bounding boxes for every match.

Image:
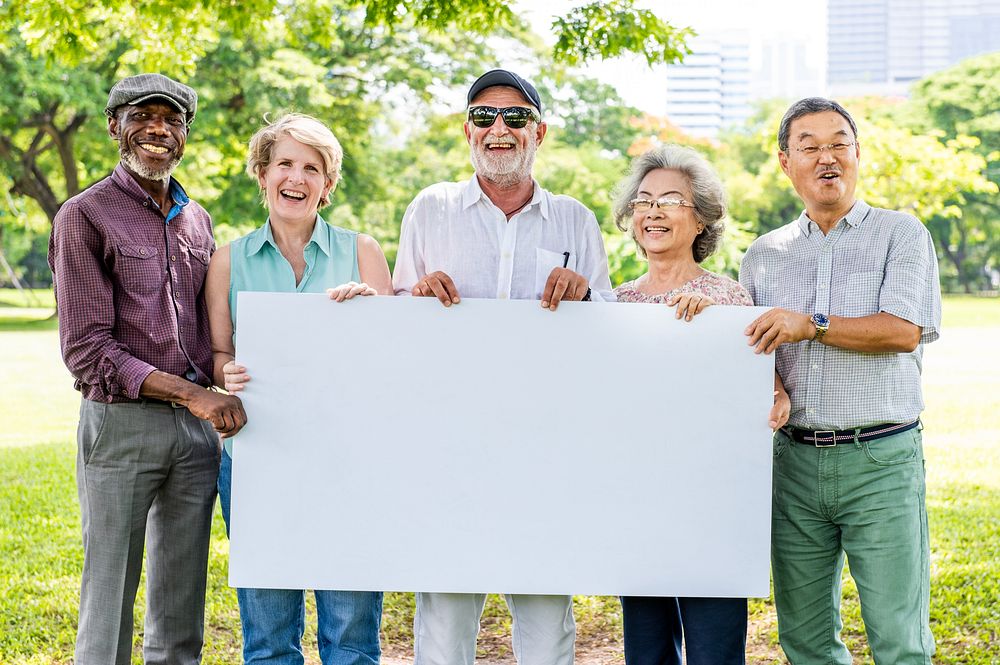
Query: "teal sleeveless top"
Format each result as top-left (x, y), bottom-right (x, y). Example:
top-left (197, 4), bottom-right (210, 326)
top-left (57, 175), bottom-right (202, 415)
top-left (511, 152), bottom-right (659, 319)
top-left (229, 215), bottom-right (360, 327)
top-left (226, 216), bottom-right (359, 455)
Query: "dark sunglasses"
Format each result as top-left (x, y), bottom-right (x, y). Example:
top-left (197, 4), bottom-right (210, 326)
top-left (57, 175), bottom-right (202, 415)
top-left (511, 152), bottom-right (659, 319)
top-left (468, 105), bottom-right (540, 129)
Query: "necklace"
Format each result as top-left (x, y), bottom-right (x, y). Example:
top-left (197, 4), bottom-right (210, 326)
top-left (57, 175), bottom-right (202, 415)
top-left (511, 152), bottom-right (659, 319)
top-left (501, 191), bottom-right (534, 218)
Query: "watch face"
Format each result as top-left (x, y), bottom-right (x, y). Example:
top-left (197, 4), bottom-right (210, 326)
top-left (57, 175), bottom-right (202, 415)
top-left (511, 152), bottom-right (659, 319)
top-left (813, 313), bottom-right (829, 326)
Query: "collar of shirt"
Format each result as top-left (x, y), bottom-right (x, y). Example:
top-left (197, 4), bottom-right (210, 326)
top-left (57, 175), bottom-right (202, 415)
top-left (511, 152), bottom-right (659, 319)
top-left (110, 163), bottom-right (190, 224)
top-left (461, 174), bottom-right (550, 220)
top-left (247, 215), bottom-right (332, 258)
top-left (796, 199), bottom-right (871, 236)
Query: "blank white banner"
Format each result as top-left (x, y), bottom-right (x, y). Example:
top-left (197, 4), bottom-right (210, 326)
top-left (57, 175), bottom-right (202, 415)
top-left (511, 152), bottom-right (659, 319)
top-left (230, 293), bottom-right (774, 597)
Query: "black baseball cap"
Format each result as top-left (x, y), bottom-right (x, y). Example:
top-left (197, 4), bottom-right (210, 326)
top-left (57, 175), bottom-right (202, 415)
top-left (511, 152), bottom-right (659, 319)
top-left (467, 69), bottom-right (542, 114)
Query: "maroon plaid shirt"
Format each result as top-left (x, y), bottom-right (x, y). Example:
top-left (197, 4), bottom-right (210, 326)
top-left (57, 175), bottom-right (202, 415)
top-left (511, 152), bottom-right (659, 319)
top-left (48, 164), bottom-right (215, 403)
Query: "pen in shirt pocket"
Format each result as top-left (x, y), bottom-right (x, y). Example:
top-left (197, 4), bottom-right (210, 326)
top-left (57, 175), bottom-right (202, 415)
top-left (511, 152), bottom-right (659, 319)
top-left (562, 251), bottom-right (570, 268)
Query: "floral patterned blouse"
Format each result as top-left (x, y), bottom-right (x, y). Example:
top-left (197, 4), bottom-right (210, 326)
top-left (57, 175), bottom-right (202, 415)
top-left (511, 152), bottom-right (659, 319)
top-left (614, 270), bottom-right (753, 306)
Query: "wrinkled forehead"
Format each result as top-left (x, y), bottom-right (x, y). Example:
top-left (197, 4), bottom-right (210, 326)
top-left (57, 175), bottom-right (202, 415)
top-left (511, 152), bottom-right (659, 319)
top-left (789, 110), bottom-right (855, 143)
top-left (638, 168), bottom-right (693, 198)
top-left (469, 86), bottom-right (538, 113)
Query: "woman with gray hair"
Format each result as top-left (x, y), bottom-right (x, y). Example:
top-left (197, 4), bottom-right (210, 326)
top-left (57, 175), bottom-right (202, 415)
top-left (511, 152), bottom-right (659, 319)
top-left (612, 144), bottom-right (789, 665)
top-left (612, 143), bottom-right (746, 316)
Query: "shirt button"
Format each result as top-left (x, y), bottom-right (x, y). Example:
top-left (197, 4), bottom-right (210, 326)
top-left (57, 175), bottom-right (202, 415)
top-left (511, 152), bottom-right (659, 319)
top-left (501, 252), bottom-right (511, 259)
top-left (139, 248), bottom-right (147, 255)
top-left (808, 408), bottom-right (816, 414)
top-left (171, 255), bottom-right (176, 262)
top-left (812, 364), bottom-right (819, 369)
top-left (499, 294), bottom-right (508, 300)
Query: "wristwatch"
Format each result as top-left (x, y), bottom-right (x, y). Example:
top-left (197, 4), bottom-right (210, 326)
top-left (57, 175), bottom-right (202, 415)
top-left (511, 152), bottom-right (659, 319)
top-left (811, 313), bottom-right (830, 341)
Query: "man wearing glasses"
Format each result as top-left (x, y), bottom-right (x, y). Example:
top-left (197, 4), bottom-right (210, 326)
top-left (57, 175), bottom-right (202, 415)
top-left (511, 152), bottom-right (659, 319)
top-left (392, 69), bottom-right (613, 665)
top-left (739, 97), bottom-right (941, 664)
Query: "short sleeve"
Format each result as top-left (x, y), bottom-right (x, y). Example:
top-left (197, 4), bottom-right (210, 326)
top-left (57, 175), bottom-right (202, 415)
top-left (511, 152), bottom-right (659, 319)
top-left (878, 218), bottom-right (942, 344)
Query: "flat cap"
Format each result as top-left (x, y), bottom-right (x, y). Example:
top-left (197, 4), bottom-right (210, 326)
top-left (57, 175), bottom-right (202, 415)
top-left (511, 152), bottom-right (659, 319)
top-left (105, 73), bottom-right (198, 125)
top-left (467, 69), bottom-right (542, 114)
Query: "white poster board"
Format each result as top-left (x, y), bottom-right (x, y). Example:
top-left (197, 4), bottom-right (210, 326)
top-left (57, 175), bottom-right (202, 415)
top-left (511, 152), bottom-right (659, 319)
top-left (230, 293), bottom-right (774, 597)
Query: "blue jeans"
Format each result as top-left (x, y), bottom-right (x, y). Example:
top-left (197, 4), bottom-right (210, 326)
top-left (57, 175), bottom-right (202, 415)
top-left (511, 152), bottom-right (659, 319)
top-left (620, 596), bottom-right (747, 665)
top-left (219, 450), bottom-right (383, 665)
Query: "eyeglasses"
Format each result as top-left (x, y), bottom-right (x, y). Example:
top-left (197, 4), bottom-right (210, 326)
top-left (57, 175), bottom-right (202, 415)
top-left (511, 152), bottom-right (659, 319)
top-left (793, 141), bottom-right (856, 156)
top-left (628, 197), bottom-right (697, 212)
top-left (468, 106), bottom-right (540, 129)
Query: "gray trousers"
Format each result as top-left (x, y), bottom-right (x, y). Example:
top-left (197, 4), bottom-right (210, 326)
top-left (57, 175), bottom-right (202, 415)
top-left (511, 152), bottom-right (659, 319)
top-left (74, 398), bottom-right (220, 665)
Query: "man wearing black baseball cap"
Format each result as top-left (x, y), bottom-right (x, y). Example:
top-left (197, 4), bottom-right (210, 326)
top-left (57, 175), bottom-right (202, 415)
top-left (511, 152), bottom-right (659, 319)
top-left (393, 68), bottom-right (613, 665)
top-left (49, 73), bottom-right (244, 664)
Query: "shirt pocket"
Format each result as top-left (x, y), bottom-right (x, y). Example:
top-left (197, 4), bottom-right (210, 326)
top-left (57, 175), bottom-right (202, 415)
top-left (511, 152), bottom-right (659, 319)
top-left (190, 247), bottom-right (210, 265)
top-left (188, 247), bottom-right (211, 288)
top-left (534, 248), bottom-right (576, 299)
top-left (116, 244), bottom-right (164, 296)
top-left (837, 270), bottom-right (883, 317)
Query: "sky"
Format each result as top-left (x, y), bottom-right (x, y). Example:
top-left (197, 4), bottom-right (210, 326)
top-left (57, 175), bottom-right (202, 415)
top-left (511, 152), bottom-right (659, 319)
top-left (517, 0), bottom-right (829, 115)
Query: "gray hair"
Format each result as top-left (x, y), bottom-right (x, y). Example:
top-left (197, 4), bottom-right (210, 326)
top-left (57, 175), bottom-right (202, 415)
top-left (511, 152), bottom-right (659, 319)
top-left (778, 97), bottom-right (858, 152)
top-left (612, 144), bottom-right (726, 263)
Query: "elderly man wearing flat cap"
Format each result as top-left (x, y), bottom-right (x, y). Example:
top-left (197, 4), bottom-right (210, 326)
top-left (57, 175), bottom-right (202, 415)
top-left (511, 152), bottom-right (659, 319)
top-left (48, 73), bottom-right (246, 665)
top-left (393, 69), bottom-right (613, 665)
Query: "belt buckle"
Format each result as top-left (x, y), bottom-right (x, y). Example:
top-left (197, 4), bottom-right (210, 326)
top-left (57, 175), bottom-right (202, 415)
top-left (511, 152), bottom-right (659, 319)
top-left (813, 430), bottom-right (837, 447)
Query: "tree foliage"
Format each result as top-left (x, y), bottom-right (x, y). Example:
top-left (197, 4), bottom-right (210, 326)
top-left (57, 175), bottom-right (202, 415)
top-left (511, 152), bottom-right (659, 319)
top-left (904, 53), bottom-right (1000, 291)
top-left (0, 0), bottom-right (685, 70)
top-left (1, 2), bottom-right (997, 293)
top-left (0, 0), bottom-right (689, 246)
top-left (550, 0), bottom-right (692, 66)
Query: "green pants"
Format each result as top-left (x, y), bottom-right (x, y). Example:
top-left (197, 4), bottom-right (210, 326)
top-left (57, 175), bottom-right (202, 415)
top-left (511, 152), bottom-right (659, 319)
top-left (771, 427), bottom-right (935, 664)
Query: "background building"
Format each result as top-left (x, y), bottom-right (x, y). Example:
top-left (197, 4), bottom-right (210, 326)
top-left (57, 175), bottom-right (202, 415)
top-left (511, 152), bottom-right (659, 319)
top-left (752, 36), bottom-right (824, 101)
top-left (828, 0), bottom-right (1000, 97)
top-left (664, 36), bottom-right (752, 138)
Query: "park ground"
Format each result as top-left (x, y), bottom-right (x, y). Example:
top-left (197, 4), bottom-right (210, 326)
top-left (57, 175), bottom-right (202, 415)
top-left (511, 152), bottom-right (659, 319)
top-left (0, 290), bottom-right (997, 664)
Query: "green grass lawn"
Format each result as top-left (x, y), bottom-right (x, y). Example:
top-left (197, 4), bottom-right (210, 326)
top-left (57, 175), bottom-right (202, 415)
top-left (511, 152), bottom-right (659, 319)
top-left (1, 293), bottom-right (997, 663)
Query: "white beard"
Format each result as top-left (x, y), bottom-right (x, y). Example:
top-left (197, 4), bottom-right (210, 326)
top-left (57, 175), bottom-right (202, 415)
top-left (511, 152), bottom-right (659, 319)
top-left (469, 135), bottom-right (537, 189)
top-left (119, 142), bottom-right (181, 183)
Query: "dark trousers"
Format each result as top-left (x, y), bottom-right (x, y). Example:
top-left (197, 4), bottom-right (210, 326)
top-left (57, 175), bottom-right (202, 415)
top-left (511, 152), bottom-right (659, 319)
top-left (621, 596), bottom-right (747, 665)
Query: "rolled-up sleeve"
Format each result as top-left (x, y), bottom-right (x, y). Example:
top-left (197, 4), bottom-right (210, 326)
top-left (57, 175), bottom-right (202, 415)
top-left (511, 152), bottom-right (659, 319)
top-left (578, 214), bottom-right (615, 303)
top-left (49, 203), bottom-right (156, 400)
top-left (392, 198), bottom-right (426, 296)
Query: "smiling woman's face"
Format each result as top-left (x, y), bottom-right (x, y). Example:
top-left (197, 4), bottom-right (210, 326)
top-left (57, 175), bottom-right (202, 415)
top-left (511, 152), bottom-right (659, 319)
top-left (258, 135), bottom-right (332, 225)
top-left (632, 168), bottom-right (701, 260)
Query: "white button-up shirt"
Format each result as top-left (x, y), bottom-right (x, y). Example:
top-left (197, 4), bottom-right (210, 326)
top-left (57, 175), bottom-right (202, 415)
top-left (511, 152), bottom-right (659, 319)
top-left (393, 176), bottom-right (614, 302)
top-left (740, 200), bottom-right (942, 430)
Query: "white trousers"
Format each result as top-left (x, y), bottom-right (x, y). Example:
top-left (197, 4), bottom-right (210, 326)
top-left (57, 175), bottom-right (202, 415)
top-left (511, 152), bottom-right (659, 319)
top-left (414, 592), bottom-right (575, 665)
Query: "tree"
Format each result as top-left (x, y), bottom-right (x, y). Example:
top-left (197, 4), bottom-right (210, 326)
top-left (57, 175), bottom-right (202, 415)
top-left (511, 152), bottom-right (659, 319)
top-left (1, 0), bottom-right (690, 71)
top-left (540, 77), bottom-right (644, 154)
top-left (0, 1), bottom-right (692, 279)
top-left (904, 53), bottom-right (1000, 291)
top-left (0, 1), bottom-right (696, 288)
